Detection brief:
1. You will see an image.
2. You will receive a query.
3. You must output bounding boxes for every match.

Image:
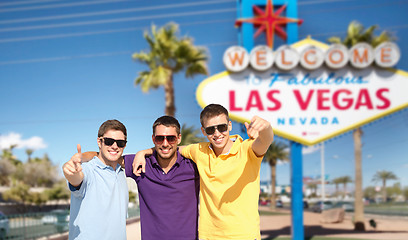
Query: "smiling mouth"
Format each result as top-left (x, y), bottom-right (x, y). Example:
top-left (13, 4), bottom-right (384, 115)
top-left (160, 148), bottom-right (171, 154)
top-left (108, 150), bottom-right (118, 155)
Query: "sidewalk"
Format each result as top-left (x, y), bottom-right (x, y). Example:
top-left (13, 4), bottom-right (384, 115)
top-left (126, 217), bottom-right (141, 240)
top-left (125, 207), bottom-right (408, 239)
top-left (259, 206), bottom-right (408, 240)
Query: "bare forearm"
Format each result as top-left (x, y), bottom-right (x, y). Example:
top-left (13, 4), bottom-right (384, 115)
top-left (65, 172), bottom-right (84, 187)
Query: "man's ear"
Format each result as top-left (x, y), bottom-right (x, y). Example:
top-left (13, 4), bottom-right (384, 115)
top-left (201, 127), bottom-right (207, 136)
top-left (177, 134), bottom-right (182, 145)
top-left (97, 137), bottom-right (102, 149)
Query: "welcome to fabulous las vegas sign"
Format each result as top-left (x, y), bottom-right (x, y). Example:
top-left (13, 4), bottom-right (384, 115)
top-left (196, 38), bottom-right (408, 146)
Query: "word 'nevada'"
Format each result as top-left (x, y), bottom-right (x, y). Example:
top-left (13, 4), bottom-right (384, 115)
top-left (228, 88), bottom-right (390, 111)
top-left (223, 42), bottom-right (400, 72)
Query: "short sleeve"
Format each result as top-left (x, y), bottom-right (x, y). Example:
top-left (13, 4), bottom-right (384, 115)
top-left (181, 145), bottom-right (196, 163)
top-left (123, 154), bottom-right (136, 178)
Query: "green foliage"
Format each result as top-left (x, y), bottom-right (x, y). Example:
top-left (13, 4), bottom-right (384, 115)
top-left (43, 181), bottom-right (70, 202)
top-left (363, 186), bottom-right (377, 199)
top-left (29, 192), bottom-right (48, 205)
top-left (129, 191), bottom-right (137, 203)
top-left (403, 186), bottom-right (408, 200)
top-left (179, 124), bottom-right (205, 145)
top-left (3, 182), bottom-right (31, 203)
top-left (263, 142), bottom-right (289, 166)
top-left (372, 170), bottom-right (398, 183)
top-left (328, 21), bottom-right (395, 47)
top-left (132, 22), bottom-right (208, 116)
top-left (20, 155), bottom-right (59, 187)
top-left (132, 22), bottom-right (208, 92)
top-left (386, 182), bottom-right (402, 200)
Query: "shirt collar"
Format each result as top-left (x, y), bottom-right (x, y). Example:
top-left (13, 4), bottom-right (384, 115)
top-left (93, 156), bottom-right (123, 173)
top-left (208, 134), bottom-right (242, 155)
top-left (150, 149), bottom-right (182, 167)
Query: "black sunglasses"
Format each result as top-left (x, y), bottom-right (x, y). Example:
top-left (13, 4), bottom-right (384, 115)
top-left (204, 123), bottom-right (228, 135)
top-left (154, 135), bottom-right (177, 144)
top-left (101, 137), bottom-right (127, 148)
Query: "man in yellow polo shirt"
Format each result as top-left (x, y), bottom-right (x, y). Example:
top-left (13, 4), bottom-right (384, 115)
top-left (133, 104), bottom-right (274, 239)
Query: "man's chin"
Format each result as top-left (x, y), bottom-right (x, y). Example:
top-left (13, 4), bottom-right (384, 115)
top-left (158, 152), bottom-right (176, 161)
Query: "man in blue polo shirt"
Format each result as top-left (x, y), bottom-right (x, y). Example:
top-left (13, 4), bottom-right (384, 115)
top-left (125, 116), bottom-right (199, 239)
top-left (62, 119), bottom-right (129, 240)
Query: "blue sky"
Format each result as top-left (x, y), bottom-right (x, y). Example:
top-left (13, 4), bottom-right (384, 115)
top-left (0, 0), bottom-right (407, 193)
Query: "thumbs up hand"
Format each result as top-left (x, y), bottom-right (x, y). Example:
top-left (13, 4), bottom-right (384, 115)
top-left (62, 144), bottom-right (84, 186)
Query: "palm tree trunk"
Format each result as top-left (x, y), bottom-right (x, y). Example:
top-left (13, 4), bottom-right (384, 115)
top-left (343, 183), bottom-right (347, 199)
top-left (382, 180), bottom-right (387, 202)
top-left (270, 164), bottom-right (276, 210)
top-left (353, 128), bottom-right (365, 231)
top-left (335, 184), bottom-right (339, 197)
top-left (164, 74), bottom-right (176, 117)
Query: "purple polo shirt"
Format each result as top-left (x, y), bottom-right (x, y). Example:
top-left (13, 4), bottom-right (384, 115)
top-left (124, 151), bottom-right (199, 240)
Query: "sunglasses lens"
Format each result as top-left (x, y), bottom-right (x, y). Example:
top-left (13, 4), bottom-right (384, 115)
top-left (103, 138), bottom-right (114, 146)
top-left (217, 124), bottom-right (228, 132)
top-left (154, 136), bottom-right (165, 144)
top-left (166, 136), bottom-right (177, 144)
top-left (154, 135), bottom-right (177, 144)
top-left (116, 140), bottom-right (126, 148)
top-left (205, 124), bottom-right (228, 135)
top-left (103, 138), bottom-right (126, 148)
top-left (205, 126), bottom-right (216, 135)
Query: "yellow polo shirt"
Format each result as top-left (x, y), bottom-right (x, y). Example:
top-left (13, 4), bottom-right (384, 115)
top-left (181, 135), bottom-right (263, 240)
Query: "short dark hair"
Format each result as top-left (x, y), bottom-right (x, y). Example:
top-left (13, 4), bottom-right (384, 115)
top-left (200, 104), bottom-right (229, 127)
top-left (98, 119), bottom-right (127, 139)
top-left (152, 116), bottom-right (181, 135)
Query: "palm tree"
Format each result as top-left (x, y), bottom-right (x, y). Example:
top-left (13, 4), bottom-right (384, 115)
top-left (307, 182), bottom-right (318, 196)
top-left (372, 170), bottom-right (398, 203)
top-left (331, 177), bottom-right (343, 197)
top-left (132, 22), bottom-right (208, 116)
top-left (328, 21), bottom-right (394, 231)
top-left (179, 123), bottom-right (205, 146)
top-left (26, 149), bottom-right (34, 162)
top-left (339, 176), bottom-right (353, 198)
top-left (263, 141), bottom-right (289, 210)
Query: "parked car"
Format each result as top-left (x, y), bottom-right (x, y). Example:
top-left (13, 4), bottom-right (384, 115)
top-left (276, 199), bottom-right (283, 208)
top-left (311, 201), bottom-right (334, 213)
top-left (0, 211), bottom-right (9, 239)
top-left (259, 198), bottom-right (271, 206)
top-left (333, 201), bottom-right (354, 212)
top-left (303, 200), bottom-right (309, 209)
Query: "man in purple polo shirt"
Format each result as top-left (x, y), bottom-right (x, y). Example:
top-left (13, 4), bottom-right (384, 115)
top-left (124, 116), bottom-right (199, 239)
top-left (80, 116), bottom-right (199, 239)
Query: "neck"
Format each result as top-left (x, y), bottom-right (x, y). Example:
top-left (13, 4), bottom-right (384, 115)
top-left (156, 153), bottom-right (178, 174)
top-left (213, 138), bottom-right (234, 157)
top-left (97, 153), bottom-right (118, 170)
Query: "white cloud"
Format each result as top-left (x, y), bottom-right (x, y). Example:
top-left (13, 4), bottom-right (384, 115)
top-left (302, 145), bottom-right (320, 155)
top-left (0, 132), bottom-right (47, 150)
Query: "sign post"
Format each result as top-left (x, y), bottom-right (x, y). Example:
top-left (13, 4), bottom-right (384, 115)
top-left (290, 141), bottom-right (304, 239)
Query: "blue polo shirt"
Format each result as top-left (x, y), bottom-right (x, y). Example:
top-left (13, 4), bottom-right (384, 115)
top-left (68, 157), bottom-right (128, 240)
top-left (124, 151), bottom-right (199, 240)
